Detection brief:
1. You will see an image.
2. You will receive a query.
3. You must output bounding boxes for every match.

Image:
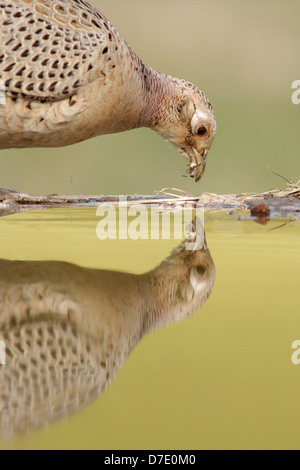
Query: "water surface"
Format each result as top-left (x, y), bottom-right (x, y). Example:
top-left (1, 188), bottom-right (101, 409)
top-left (0, 208), bottom-right (299, 450)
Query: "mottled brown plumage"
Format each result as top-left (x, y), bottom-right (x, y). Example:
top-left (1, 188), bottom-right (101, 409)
top-left (0, 224), bottom-right (215, 437)
top-left (0, 0), bottom-right (216, 181)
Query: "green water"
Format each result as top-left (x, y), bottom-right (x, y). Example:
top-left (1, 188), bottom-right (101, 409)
top-left (0, 208), bottom-right (299, 450)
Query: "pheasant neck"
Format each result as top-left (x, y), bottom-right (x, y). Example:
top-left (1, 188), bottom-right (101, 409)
top-left (128, 51), bottom-right (182, 130)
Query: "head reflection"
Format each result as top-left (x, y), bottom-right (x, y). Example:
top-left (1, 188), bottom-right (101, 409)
top-left (0, 219), bottom-right (215, 438)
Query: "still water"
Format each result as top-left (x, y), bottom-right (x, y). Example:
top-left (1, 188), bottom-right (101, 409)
top-left (0, 207), bottom-right (299, 450)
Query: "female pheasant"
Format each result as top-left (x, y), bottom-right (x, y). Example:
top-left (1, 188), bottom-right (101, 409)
top-left (0, 0), bottom-right (216, 181)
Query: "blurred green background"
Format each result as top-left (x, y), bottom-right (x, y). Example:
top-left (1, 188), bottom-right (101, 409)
top-left (1, 0), bottom-right (299, 195)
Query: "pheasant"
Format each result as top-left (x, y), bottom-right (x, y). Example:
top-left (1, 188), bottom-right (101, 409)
top-left (0, 223), bottom-right (215, 437)
top-left (0, 0), bottom-right (216, 181)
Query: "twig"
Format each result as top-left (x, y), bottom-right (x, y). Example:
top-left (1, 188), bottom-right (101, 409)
top-left (156, 187), bottom-right (196, 198)
top-left (267, 166), bottom-right (300, 189)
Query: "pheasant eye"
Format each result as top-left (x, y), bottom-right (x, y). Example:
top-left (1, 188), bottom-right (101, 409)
top-left (197, 125), bottom-right (207, 136)
top-left (196, 265), bottom-right (206, 276)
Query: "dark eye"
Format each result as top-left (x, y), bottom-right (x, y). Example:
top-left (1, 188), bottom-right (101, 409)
top-left (196, 265), bottom-right (206, 276)
top-left (197, 125), bottom-right (207, 136)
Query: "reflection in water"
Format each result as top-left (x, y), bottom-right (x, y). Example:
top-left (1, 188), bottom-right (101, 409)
top-left (0, 221), bottom-right (215, 438)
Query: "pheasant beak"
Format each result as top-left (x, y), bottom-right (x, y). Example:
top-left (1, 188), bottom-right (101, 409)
top-left (186, 148), bottom-right (208, 182)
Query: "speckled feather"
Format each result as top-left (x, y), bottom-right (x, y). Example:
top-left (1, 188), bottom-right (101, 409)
top-left (0, 0), bottom-right (117, 100)
top-left (0, 0), bottom-right (216, 180)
